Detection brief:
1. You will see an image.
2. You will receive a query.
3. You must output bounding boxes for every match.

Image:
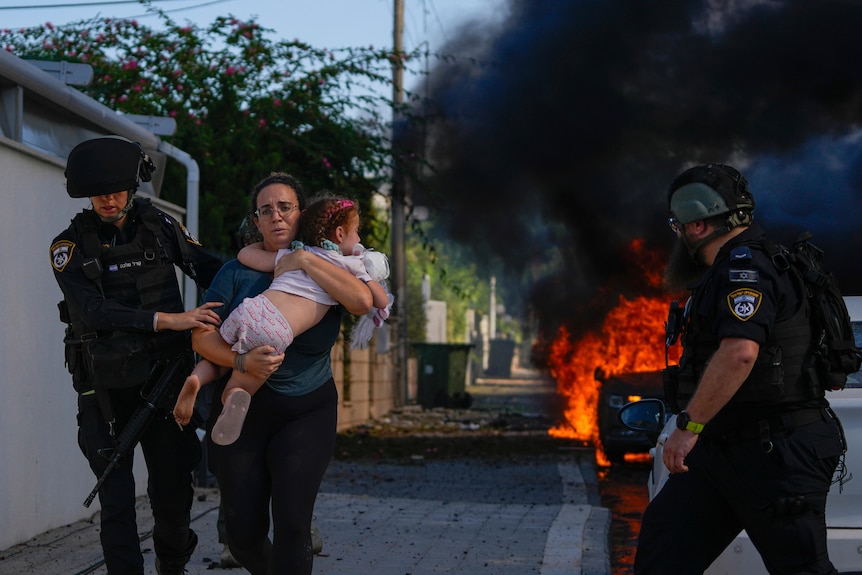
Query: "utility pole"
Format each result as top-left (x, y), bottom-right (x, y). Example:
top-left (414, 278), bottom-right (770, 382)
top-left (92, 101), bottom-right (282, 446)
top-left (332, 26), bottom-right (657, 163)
top-left (391, 0), bottom-right (409, 406)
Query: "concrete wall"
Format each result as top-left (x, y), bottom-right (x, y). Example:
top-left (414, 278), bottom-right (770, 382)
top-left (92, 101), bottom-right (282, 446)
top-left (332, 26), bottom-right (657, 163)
top-left (0, 139), bottom-right (98, 549)
top-left (332, 336), bottom-right (398, 430)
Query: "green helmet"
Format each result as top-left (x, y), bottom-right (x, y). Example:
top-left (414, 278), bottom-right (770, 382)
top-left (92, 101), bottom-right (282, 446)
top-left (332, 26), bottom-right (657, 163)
top-left (668, 163), bottom-right (755, 227)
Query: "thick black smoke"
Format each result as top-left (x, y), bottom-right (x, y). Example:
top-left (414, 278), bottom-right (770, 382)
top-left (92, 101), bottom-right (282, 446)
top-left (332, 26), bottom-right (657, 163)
top-left (404, 0), bottom-right (862, 355)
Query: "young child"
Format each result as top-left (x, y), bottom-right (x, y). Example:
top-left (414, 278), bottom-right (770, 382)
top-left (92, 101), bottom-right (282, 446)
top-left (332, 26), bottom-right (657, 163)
top-left (173, 195), bottom-right (392, 445)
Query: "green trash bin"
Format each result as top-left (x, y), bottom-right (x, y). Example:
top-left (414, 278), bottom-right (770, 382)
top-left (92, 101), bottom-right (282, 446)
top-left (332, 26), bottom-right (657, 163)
top-left (413, 343), bottom-right (474, 409)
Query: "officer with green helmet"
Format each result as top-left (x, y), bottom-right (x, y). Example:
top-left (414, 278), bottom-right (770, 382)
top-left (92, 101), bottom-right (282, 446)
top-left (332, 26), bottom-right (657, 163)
top-left (635, 164), bottom-right (845, 574)
top-left (50, 136), bottom-right (224, 575)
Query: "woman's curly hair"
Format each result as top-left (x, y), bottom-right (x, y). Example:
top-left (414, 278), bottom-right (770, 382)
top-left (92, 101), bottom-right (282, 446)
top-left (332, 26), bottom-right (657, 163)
top-left (298, 191), bottom-right (360, 249)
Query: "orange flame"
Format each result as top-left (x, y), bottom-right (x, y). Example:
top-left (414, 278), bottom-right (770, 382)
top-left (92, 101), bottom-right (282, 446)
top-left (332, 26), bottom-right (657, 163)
top-left (547, 244), bottom-right (683, 466)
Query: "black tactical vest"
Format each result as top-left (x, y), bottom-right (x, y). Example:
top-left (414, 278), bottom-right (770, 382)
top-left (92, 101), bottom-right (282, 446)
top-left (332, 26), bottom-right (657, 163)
top-left (674, 247), bottom-right (820, 408)
top-left (62, 201), bottom-right (191, 388)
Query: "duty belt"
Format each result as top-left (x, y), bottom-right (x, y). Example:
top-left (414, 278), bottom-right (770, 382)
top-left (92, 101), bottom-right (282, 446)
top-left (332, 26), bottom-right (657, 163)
top-left (703, 408), bottom-right (825, 445)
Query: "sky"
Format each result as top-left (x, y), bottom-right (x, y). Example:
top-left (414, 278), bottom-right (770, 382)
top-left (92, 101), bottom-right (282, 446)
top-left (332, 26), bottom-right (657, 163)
top-left (0, 0), bottom-right (506, 92)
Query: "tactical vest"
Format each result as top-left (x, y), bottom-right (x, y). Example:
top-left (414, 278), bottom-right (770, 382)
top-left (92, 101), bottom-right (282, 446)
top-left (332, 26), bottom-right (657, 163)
top-left (61, 200), bottom-right (192, 389)
top-left (674, 245), bottom-right (820, 408)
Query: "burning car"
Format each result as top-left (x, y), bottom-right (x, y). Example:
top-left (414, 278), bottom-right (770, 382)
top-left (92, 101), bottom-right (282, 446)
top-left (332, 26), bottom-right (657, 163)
top-left (596, 368), bottom-right (665, 464)
top-left (619, 296), bottom-right (862, 574)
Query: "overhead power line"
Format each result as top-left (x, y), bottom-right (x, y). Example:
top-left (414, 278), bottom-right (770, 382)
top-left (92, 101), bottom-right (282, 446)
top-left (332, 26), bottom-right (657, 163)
top-left (0, 0), bottom-right (222, 10)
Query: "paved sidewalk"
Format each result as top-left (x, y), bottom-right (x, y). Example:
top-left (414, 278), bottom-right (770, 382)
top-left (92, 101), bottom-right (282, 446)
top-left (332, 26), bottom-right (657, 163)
top-left (0, 375), bottom-right (612, 574)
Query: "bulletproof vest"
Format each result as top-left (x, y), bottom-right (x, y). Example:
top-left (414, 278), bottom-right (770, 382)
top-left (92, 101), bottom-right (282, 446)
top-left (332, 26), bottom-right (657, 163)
top-left (675, 251), bottom-right (820, 408)
top-left (65, 201), bottom-right (185, 340)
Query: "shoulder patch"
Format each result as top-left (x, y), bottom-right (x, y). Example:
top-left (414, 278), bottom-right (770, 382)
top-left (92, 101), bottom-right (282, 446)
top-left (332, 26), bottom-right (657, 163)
top-left (179, 222), bottom-right (202, 246)
top-left (727, 288), bottom-right (762, 321)
top-left (50, 240), bottom-right (75, 272)
top-left (730, 245), bottom-right (752, 262)
top-left (729, 269), bottom-right (760, 283)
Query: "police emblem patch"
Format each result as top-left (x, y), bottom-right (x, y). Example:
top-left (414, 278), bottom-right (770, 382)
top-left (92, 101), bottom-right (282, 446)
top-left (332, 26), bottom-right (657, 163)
top-left (727, 288), bottom-right (762, 321)
top-left (178, 222), bottom-right (202, 246)
top-left (50, 240), bottom-right (75, 272)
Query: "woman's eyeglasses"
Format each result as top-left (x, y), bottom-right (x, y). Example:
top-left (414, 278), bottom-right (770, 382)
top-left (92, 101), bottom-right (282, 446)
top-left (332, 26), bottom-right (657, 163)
top-left (255, 202), bottom-right (297, 219)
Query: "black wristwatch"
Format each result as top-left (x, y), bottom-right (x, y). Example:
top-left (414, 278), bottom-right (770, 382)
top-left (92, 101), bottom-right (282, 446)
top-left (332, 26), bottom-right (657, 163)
top-left (676, 410), bottom-right (705, 434)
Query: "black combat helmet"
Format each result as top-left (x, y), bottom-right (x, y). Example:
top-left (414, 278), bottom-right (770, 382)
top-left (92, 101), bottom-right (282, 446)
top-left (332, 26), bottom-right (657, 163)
top-left (65, 136), bottom-right (155, 198)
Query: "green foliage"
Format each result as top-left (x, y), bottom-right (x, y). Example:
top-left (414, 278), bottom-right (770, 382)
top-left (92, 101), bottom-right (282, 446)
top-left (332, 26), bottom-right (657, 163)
top-left (1, 6), bottom-right (526, 349)
top-left (407, 218), bottom-right (495, 344)
top-left (1, 9), bottom-right (413, 253)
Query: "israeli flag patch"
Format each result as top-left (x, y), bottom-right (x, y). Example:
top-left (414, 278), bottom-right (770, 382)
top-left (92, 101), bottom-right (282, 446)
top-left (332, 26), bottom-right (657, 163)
top-left (729, 268), bottom-right (760, 283)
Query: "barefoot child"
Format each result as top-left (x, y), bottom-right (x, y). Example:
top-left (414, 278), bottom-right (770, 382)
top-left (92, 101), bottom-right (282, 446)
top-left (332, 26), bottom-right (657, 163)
top-left (173, 195), bottom-right (392, 445)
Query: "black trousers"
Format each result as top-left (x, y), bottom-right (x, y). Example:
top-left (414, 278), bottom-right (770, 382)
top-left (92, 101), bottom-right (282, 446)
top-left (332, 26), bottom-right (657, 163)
top-left (77, 386), bottom-right (201, 575)
top-left (208, 378), bottom-right (338, 575)
top-left (634, 409), bottom-right (843, 575)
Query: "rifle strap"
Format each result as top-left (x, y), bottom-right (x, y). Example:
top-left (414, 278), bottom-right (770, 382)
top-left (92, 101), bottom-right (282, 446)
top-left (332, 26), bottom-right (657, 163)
top-left (94, 387), bottom-right (119, 440)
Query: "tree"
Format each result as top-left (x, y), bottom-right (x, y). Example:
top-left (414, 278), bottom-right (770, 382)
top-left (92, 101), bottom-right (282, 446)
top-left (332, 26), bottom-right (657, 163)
top-left (2, 7), bottom-right (520, 357)
top-left (2, 8), bottom-right (410, 254)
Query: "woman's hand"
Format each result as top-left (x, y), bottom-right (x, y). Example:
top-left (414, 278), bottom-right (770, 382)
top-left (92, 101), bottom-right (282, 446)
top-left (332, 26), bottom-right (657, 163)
top-left (274, 249), bottom-right (306, 277)
top-left (243, 346), bottom-right (285, 380)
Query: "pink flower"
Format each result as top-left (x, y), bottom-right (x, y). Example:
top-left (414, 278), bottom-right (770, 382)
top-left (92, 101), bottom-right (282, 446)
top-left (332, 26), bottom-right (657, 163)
top-left (169, 110), bottom-right (177, 117)
top-left (259, 118), bottom-right (266, 128)
top-left (322, 157), bottom-right (332, 169)
top-left (122, 60), bottom-right (138, 71)
top-left (273, 98), bottom-right (281, 106)
top-left (225, 66), bottom-right (236, 75)
top-left (45, 22), bottom-right (54, 30)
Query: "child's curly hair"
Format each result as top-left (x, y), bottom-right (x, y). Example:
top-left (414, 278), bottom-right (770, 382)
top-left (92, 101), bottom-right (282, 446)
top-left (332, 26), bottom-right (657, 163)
top-left (298, 192), bottom-right (360, 249)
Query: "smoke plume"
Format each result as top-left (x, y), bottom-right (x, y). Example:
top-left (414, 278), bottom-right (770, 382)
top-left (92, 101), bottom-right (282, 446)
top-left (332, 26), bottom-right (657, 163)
top-left (405, 0), bottom-right (862, 353)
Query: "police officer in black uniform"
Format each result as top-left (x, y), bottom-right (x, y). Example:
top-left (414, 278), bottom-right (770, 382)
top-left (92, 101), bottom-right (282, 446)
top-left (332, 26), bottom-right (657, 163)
top-left (49, 136), bottom-right (224, 575)
top-left (634, 164), bottom-right (846, 575)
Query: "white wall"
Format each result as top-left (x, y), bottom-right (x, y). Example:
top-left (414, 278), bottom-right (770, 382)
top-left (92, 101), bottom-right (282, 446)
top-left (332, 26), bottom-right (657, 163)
top-left (425, 300), bottom-right (447, 343)
top-left (0, 138), bottom-right (124, 549)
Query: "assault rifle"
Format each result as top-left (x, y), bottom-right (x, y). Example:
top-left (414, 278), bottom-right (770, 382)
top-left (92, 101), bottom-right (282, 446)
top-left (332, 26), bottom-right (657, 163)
top-left (83, 352), bottom-right (194, 508)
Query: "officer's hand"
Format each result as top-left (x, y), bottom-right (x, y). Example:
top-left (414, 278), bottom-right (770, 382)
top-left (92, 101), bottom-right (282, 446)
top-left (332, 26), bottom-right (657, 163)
top-left (244, 346), bottom-right (284, 380)
top-left (158, 301), bottom-right (223, 332)
top-left (662, 429), bottom-right (698, 474)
